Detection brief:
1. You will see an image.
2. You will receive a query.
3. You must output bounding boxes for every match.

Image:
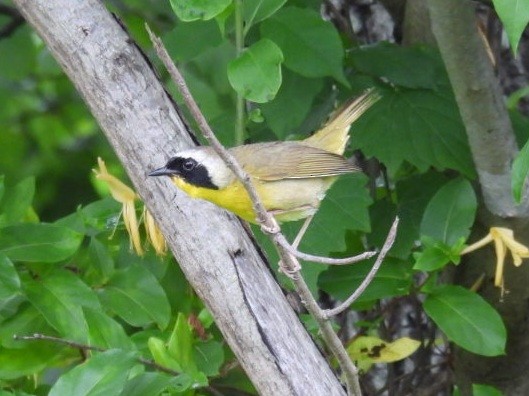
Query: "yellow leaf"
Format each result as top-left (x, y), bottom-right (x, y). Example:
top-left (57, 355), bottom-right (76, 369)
top-left (347, 336), bottom-right (420, 369)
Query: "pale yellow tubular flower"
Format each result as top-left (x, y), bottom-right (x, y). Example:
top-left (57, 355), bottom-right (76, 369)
top-left (144, 207), bottom-right (167, 256)
top-left (460, 233), bottom-right (493, 255)
top-left (94, 157), bottom-right (137, 203)
top-left (93, 157), bottom-right (144, 256)
top-left (461, 227), bottom-right (529, 289)
top-left (492, 231), bottom-right (506, 287)
top-left (123, 201), bottom-right (144, 256)
top-left (491, 227), bottom-right (529, 267)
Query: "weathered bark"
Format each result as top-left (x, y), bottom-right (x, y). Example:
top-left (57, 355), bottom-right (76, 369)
top-left (426, 0), bottom-right (529, 394)
top-left (11, 1), bottom-right (346, 394)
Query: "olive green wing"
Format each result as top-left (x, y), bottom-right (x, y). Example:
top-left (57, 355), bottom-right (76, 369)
top-left (230, 142), bottom-right (360, 181)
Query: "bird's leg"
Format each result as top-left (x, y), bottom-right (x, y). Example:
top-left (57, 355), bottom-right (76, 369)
top-left (292, 215), bottom-right (314, 250)
top-left (277, 216), bottom-right (313, 277)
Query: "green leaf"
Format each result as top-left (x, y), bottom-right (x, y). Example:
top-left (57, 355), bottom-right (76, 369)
top-left (214, 3), bottom-right (234, 37)
top-left (0, 305), bottom-right (64, 379)
top-left (56, 198), bottom-right (121, 236)
top-left (148, 337), bottom-right (182, 372)
top-left (423, 285), bottom-right (506, 356)
top-left (0, 174), bottom-right (5, 207)
top-left (49, 350), bottom-right (137, 396)
top-left (261, 7), bottom-right (347, 84)
top-left (164, 20), bottom-right (222, 61)
top-left (0, 253), bottom-right (22, 319)
top-left (84, 308), bottom-right (135, 350)
top-left (350, 87), bottom-right (475, 177)
top-left (492, 0), bottom-right (529, 53)
top-left (0, 176), bottom-right (4, 205)
top-left (99, 264), bottom-right (171, 329)
top-left (413, 236), bottom-right (464, 271)
top-left (228, 38), bottom-right (283, 103)
top-left (244, 0), bottom-right (287, 32)
top-left (170, 0), bottom-right (232, 21)
top-left (0, 305), bottom-right (50, 348)
top-left (0, 223), bottom-right (82, 263)
top-left (122, 372), bottom-right (192, 396)
top-left (349, 43), bottom-right (445, 89)
top-left (167, 313), bottom-right (195, 373)
top-left (148, 315), bottom-right (209, 386)
top-left (319, 257), bottom-right (413, 303)
top-left (0, 176), bottom-right (35, 226)
top-left (413, 244), bottom-right (450, 272)
top-left (512, 138), bottom-right (529, 202)
top-left (0, 342), bottom-right (64, 380)
top-left (0, 253), bottom-right (20, 292)
top-left (194, 339), bottom-right (224, 376)
top-left (471, 384), bottom-right (503, 396)
top-left (23, 270), bottom-right (100, 342)
top-left (420, 178), bottom-right (477, 246)
top-left (388, 172), bottom-right (449, 258)
top-left (85, 237), bottom-right (114, 285)
top-left (182, 42), bottom-right (237, 146)
top-left (260, 69), bottom-right (323, 138)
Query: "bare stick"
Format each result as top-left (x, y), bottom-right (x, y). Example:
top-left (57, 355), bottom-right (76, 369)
top-left (13, 333), bottom-right (181, 376)
top-left (323, 217), bottom-right (399, 318)
top-left (275, 233), bottom-right (377, 265)
top-left (292, 215), bottom-right (313, 249)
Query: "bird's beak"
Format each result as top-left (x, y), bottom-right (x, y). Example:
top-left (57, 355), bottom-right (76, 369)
top-left (148, 166), bottom-right (173, 177)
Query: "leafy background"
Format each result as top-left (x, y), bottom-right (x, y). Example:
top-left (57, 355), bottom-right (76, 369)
top-left (1, 0), bottom-right (528, 395)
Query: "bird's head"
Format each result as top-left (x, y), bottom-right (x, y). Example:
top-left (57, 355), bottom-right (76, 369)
top-left (149, 147), bottom-right (233, 190)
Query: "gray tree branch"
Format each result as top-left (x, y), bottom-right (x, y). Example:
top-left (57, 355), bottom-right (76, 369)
top-left (427, 0), bottom-right (529, 218)
top-left (11, 0), bottom-right (346, 394)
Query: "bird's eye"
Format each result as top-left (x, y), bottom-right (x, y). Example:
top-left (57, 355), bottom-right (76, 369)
top-left (182, 159), bottom-right (196, 171)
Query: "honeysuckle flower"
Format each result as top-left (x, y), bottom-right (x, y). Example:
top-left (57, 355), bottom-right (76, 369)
top-left (93, 157), bottom-right (144, 256)
top-left (461, 227), bottom-right (529, 288)
top-left (144, 207), bottom-right (167, 256)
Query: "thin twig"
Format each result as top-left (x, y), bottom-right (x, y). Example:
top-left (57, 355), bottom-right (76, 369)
top-left (234, 0), bottom-right (245, 145)
top-left (323, 217), bottom-right (399, 318)
top-left (13, 333), bottom-right (181, 376)
top-left (276, 233), bottom-right (377, 265)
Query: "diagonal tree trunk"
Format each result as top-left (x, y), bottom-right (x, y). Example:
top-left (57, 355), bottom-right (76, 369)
top-left (11, 0), bottom-right (346, 394)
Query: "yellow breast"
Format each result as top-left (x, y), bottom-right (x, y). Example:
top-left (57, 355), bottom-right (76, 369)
top-left (172, 176), bottom-right (256, 222)
top-left (171, 175), bottom-right (336, 223)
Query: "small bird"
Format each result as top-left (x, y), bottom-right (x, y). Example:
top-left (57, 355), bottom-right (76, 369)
top-left (149, 90), bottom-right (379, 223)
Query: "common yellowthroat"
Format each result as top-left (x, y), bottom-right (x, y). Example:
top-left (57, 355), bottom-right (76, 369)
top-left (149, 91), bottom-right (379, 223)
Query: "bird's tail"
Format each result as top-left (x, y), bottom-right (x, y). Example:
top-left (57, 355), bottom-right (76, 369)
top-left (303, 89), bottom-right (381, 155)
